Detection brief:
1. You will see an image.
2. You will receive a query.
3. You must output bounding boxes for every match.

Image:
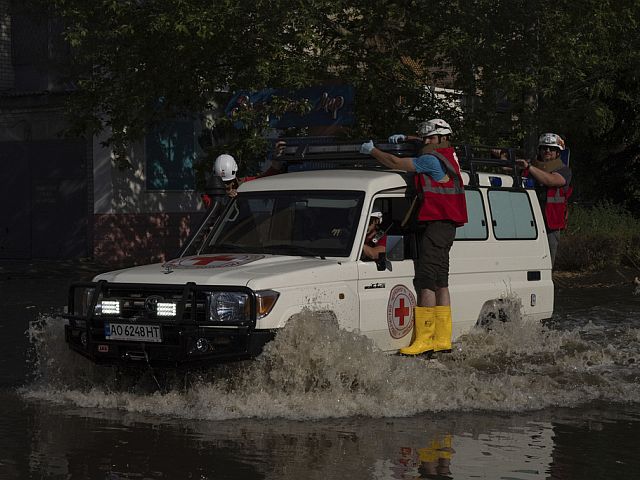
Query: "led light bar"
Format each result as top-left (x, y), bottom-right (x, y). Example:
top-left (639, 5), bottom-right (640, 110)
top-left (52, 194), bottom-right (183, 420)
top-left (100, 300), bottom-right (120, 315)
top-left (156, 302), bottom-right (177, 317)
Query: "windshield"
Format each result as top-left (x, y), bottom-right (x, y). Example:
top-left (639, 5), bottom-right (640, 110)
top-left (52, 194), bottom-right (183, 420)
top-left (198, 191), bottom-right (365, 257)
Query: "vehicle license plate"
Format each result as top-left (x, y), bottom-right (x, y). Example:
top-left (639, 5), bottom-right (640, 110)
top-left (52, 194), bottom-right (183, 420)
top-left (104, 323), bottom-right (162, 343)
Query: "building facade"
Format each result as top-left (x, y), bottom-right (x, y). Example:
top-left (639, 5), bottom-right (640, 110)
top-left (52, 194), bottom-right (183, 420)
top-left (0, 3), bottom-right (204, 263)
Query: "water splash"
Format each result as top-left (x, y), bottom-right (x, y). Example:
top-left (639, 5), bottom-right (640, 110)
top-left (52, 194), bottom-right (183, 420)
top-left (20, 306), bottom-right (640, 420)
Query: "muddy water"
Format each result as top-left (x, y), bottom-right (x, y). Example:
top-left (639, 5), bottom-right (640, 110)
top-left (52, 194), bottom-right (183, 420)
top-left (1, 268), bottom-right (640, 479)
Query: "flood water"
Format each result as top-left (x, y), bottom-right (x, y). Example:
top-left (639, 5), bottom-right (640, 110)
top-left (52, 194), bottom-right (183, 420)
top-left (1, 263), bottom-right (640, 479)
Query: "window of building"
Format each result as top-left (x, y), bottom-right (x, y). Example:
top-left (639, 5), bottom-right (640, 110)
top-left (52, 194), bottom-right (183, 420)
top-left (488, 190), bottom-right (537, 240)
top-left (145, 120), bottom-right (197, 190)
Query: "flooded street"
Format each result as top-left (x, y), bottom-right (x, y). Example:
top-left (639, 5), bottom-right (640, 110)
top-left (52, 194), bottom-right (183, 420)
top-left (1, 262), bottom-right (640, 479)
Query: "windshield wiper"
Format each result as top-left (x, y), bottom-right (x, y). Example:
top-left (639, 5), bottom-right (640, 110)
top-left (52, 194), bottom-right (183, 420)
top-left (264, 244), bottom-right (326, 260)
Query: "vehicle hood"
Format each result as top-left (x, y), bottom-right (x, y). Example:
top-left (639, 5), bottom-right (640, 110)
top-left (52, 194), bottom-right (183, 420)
top-left (93, 253), bottom-right (354, 290)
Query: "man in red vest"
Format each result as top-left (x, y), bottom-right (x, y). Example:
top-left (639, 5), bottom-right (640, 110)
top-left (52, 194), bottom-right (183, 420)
top-left (516, 133), bottom-right (572, 266)
top-left (360, 119), bottom-right (468, 356)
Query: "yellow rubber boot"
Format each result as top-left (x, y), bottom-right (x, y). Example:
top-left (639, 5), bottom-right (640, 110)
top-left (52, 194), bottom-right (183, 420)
top-left (434, 305), bottom-right (452, 353)
top-left (399, 306), bottom-right (435, 355)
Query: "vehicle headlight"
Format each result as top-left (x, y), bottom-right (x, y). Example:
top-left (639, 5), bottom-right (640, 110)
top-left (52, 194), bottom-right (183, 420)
top-left (72, 287), bottom-right (95, 316)
top-left (96, 299), bottom-right (120, 315)
top-left (206, 292), bottom-right (249, 323)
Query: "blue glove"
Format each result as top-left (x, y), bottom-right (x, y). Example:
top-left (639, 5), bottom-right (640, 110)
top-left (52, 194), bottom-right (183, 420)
top-left (388, 134), bottom-right (406, 143)
top-left (360, 140), bottom-right (375, 155)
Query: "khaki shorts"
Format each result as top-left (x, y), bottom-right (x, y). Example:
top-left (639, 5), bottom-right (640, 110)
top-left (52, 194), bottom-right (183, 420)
top-left (415, 220), bottom-right (456, 291)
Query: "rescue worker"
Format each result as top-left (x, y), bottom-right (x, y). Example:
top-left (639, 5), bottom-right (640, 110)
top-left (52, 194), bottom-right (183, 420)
top-left (201, 154), bottom-right (239, 208)
top-left (260, 140), bottom-right (287, 177)
top-left (362, 210), bottom-right (387, 260)
top-left (516, 133), bottom-right (572, 266)
top-left (214, 153), bottom-right (240, 197)
top-left (360, 119), bottom-right (468, 355)
top-left (202, 142), bottom-right (288, 209)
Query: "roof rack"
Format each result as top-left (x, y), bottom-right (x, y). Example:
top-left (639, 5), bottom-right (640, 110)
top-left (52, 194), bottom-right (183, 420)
top-left (275, 137), bottom-right (526, 188)
top-left (456, 144), bottom-right (524, 188)
top-left (278, 137), bottom-right (418, 171)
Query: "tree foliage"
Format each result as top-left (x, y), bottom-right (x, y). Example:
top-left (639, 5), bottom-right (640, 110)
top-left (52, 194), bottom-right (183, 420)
top-left (46, 1), bottom-right (451, 159)
top-left (43, 0), bottom-right (640, 210)
top-left (442, 0), bottom-right (640, 210)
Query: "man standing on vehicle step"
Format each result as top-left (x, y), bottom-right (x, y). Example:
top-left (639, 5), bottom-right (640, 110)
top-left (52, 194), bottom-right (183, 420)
top-left (360, 119), bottom-right (468, 355)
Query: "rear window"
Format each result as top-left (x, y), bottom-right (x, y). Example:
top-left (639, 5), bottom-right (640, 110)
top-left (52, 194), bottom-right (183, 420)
top-left (488, 190), bottom-right (537, 240)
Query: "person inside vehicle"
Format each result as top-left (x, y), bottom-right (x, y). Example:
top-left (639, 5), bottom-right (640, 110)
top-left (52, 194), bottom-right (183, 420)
top-left (361, 210), bottom-right (387, 260)
top-left (516, 133), bottom-right (572, 266)
top-left (360, 118), bottom-right (468, 356)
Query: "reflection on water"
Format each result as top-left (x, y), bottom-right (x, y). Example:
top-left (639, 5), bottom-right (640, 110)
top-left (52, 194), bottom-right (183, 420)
top-left (4, 390), bottom-right (640, 480)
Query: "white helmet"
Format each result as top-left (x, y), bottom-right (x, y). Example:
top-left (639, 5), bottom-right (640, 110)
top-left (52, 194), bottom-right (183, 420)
top-left (370, 210), bottom-right (383, 220)
top-left (417, 118), bottom-right (452, 137)
top-left (538, 133), bottom-right (565, 151)
top-left (214, 154), bottom-right (238, 181)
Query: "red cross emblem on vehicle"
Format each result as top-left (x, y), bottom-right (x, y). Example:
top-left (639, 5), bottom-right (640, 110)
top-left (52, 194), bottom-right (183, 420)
top-left (162, 254), bottom-right (265, 269)
top-left (386, 285), bottom-right (416, 339)
top-left (394, 298), bottom-right (410, 326)
top-left (188, 255), bottom-right (235, 266)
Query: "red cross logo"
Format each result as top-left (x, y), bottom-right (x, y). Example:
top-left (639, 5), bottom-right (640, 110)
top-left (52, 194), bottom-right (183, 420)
top-left (189, 255), bottom-right (235, 266)
top-left (163, 254), bottom-right (265, 270)
top-left (387, 285), bottom-right (416, 339)
top-left (394, 298), bottom-right (410, 326)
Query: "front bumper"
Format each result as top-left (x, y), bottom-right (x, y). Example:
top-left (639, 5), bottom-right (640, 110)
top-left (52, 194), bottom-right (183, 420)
top-left (64, 322), bottom-right (275, 367)
top-left (63, 281), bottom-right (275, 367)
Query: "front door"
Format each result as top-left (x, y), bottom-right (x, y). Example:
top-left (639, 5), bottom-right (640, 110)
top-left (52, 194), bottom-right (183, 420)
top-left (356, 196), bottom-right (418, 352)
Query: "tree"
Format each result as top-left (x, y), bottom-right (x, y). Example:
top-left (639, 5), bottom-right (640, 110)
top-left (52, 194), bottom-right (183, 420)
top-left (43, 0), bottom-right (453, 170)
top-left (442, 0), bottom-right (640, 210)
top-left (39, 0), bottom-right (640, 210)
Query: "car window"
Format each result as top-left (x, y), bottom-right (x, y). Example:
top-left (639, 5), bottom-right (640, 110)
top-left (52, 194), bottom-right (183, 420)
top-left (488, 190), bottom-right (537, 240)
top-left (455, 189), bottom-right (488, 240)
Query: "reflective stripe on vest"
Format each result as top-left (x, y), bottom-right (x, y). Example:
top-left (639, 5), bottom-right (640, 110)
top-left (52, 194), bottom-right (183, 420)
top-left (419, 151), bottom-right (465, 195)
top-left (545, 185), bottom-right (572, 230)
top-left (547, 189), bottom-right (565, 203)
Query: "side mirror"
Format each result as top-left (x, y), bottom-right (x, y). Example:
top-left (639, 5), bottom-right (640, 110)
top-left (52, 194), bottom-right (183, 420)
top-left (385, 235), bottom-right (405, 262)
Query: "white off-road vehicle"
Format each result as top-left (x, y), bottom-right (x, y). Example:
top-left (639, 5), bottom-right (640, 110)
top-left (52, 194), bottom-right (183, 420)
top-left (63, 141), bottom-right (554, 366)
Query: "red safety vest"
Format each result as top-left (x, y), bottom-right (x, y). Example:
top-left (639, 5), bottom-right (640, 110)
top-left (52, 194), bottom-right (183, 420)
top-left (522, 167), bottom-right (573, 230)
top-left (415, 147), bottom-right (468, 227)
top-left (545, 185), bottom-right (573, 230)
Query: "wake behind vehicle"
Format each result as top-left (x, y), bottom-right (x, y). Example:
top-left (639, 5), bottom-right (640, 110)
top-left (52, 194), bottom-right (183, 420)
top-left (62, 141), bottom-right (554, 367)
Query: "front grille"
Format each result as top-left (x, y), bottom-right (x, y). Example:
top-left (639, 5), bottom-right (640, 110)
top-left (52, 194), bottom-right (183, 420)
top-left (99, 285), bottom-right (205, 322)
top-left (66, 281), bottom-right (257, 327)
top-left (102, 286), bottom-right (206, 322)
